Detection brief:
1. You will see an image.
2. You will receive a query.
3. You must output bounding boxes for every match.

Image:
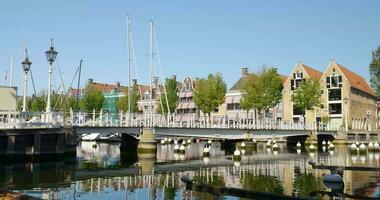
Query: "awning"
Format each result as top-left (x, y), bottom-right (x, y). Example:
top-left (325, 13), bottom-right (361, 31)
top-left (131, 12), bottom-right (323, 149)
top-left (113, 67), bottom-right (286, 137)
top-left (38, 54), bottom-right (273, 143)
top-left (176, 102), bottom-right (183, 109)
top-left (185, 92), bottom-right (192, 97)
top-left (179, 92), bottom-right (186, 98)
top-left (188, 102), bottom-right (196, 109)
top-left (225, 96), bottom-right (235, 104)
top-left (184, 102), bottom-right (191, 109)
top-left (233, 95), bottom-right (241, 103)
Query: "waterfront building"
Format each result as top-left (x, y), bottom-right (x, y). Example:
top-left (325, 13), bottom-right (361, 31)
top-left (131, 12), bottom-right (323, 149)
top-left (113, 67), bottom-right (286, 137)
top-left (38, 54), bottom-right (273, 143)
top-left (320, 60), bottom-right (377, 131)
top-left (85, 79), bottom-right (128, 114)
top-left (282, 62), bottom-right (323, 124)
top-left (175, 77), bottom-right (226, 124)
top-left (67, 87), bottom-right (84, 100)
top-left (0, 86), bottom-right (17, 111)
top-left (137, 77), bottom-right (162, 114)
top-left (225, 67), bottom-right (287, 123)
top-left (175, 77), bottom-right (198, 122)
top-left (282, 60), bottom-right (378, 131)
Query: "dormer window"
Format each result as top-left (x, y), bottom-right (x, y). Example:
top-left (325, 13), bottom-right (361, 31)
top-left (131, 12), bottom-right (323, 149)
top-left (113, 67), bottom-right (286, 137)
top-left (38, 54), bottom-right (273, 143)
top-left (293, 71), bottom-right (303, 79)
top-left (326, 74), bottom-right (342, 88)
top-left (185, 82), bottom-right (191, 91)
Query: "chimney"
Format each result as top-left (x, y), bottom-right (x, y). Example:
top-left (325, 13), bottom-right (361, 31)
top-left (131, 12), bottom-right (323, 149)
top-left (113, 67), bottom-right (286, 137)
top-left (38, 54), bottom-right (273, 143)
top-left (273, 67), bottom-right (278, 74)
top-left (171, 75), bottom-right (177, 81)
top-left (88, 78), bottom-right (93, 84)
top-left (242, 67), bottom-right (248, 77)
top-left (132, 79), bottom-right (137, 86)
top-left (153, 76), bottom-right (159, 89)
top-left (115, 81), bottom-right (120, 87)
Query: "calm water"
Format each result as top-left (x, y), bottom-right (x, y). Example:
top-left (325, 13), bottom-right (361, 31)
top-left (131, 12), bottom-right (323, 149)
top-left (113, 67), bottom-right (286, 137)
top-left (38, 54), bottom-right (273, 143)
top-left (1, 141), bottom-right (380, 200)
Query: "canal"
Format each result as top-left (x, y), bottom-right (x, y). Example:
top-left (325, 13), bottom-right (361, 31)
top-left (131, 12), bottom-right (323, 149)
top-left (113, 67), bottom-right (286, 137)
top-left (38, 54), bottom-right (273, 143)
top-left (1, 141), bottom-right (379, 199)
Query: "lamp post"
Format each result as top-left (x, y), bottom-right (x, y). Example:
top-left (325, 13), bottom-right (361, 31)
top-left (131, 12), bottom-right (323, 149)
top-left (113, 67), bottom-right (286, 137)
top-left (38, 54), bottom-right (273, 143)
top-left (343, 97), bottom-right (348, 132)
top-left (45, 39), bottom-right (58, 113)
top-left (21, 47), bottom-right (32, 112)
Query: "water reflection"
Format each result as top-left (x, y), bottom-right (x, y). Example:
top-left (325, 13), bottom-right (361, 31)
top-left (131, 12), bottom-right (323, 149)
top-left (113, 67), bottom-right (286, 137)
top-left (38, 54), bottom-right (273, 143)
top-left (1, 141), bottom-right (380, 199)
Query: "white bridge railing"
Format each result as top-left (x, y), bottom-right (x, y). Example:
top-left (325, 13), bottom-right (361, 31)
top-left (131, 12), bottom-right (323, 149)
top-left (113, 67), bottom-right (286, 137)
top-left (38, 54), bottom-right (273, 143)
top-left (68, 110), bottom-right (337, 131)
top-left (0, 111), bottom-right (64, 129)
top-left (0, 109), bottom-right (337, 131)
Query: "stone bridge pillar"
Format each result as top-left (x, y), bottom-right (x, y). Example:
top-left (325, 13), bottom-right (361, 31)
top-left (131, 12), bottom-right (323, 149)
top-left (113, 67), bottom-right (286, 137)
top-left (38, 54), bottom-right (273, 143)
top-left (137, 127), bottom-right (157, 154)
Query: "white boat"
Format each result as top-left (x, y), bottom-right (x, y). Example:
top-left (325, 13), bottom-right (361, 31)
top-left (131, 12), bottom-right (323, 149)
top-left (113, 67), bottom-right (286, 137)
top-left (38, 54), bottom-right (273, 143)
top-left (81, 133), bottom-right (100, 141)
top-left (97, 133), bottom-right (121, 142)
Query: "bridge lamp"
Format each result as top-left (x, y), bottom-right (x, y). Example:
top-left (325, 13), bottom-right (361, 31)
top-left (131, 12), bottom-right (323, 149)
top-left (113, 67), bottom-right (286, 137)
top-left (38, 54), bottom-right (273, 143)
top-left (45, 39), bottom-right (58, 113)
top-left (21, 51), bottom-right (32, 112)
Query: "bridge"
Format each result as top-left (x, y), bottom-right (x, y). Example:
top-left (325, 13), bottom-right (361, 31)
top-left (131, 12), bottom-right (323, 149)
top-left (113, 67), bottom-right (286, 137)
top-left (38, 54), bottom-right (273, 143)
top-left (0, 110), bottom-right (337, 159)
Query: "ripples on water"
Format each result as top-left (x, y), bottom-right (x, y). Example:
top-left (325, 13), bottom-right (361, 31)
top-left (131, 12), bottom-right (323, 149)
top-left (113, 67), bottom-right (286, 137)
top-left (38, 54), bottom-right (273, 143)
top-left (1, 141), bottom-right (380, 199)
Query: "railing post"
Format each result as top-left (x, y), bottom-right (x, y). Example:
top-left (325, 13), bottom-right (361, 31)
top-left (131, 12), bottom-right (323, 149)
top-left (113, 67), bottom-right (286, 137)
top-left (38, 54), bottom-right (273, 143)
top-left (99, 109), bottom-right (103, 126)
top-left (92, 109), bottom-right (96, 127)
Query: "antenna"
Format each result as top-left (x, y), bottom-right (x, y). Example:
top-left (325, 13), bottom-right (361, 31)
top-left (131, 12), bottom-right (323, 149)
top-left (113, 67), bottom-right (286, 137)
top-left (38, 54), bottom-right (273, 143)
top-left (9, 53), bottom-right (14, 87)
top-left (127, 15), bottom-right (132, 124)
top-left (76, 59), bottom-right (83, 109)
top-left (149, 20), bottom-right (154, 126)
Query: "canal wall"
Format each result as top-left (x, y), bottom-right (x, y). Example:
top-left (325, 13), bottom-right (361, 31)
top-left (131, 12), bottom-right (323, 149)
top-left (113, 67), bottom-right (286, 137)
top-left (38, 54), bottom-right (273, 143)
top-left (0, 127), bottom-right (77, 162)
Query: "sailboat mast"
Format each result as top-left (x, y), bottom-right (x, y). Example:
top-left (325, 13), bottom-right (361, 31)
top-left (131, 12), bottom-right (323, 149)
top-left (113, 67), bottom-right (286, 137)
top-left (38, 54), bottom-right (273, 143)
top-left (9, 53), bottom-right (14, 87)
top-left (149, 20), bottom-right (154, 127)
top-left (127, 15), bottom-right (132, 125)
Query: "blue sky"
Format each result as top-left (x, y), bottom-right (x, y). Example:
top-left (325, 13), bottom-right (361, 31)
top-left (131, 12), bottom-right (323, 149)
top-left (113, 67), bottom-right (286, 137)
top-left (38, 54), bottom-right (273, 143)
top-left (1, 0), bottom-right (380, 95)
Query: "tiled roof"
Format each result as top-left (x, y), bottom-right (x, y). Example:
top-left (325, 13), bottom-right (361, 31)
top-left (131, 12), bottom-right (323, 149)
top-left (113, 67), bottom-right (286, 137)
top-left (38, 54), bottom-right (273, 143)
top-left (89, 82), bottom-right (128, 93)
top-left (301, 64), bottom-right (323, 80)
top-left (229, 77), bottom-right (246, 91)
top-left (336, 63), bottom-right (375, 97)
top-left (279, 75), bottom-right (287, 84)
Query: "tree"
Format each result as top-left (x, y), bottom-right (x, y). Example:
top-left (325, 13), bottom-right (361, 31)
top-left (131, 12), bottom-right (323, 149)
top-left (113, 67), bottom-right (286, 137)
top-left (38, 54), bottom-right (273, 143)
top-left (291, 79), bottom-right (322, 124)
top-left (29, 95), bottom-right (46, 112)
top-left (240, 74), bottom-right (257, 119)
top-left (240, 67), bottom-right (284, 120)
top-left (369, 45), bottom-right (380, 98)
top-left (116, 84), bottom-right (140, 113)
top-left (193, 73), bottom-right (227, 118)
top-left (80, 85), bottom-right (105, 113)
top-left (157, 78), bottom-right (178, 115)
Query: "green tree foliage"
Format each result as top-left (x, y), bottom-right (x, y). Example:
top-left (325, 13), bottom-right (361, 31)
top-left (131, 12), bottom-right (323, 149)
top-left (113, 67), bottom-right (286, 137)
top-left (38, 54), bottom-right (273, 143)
top-left (241, 174), bottom-right (284, 195)
top-left (80, 85), bottom-right (105, 113)
top-left (193, 73), bottom-right (227, 117)
top-left (369, 45), bottom-right (380, 98)
top-left (116, 84), bottom-right (140, 113)
top-left (291, 79), bottom-right (322, 121)
top-left (293, 174), bottom-right (324, 197)
top-left (28, 95), bottom-right (46, 112)
top-left (157, 78), bottom-right (178, 114)
top-left (240, 67), bottom-right (284, 118)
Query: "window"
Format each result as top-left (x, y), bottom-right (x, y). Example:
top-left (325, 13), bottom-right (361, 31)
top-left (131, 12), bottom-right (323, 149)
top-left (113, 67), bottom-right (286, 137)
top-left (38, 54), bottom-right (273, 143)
top-left (293, 107), bottom-right (305, 115)
top-left (185, 83), bottom-right (191, 91)
top-left (227, 104), bottom-right (234, 110)
top-left (329, 103), bottom-right (342, 114)
top-left (328, 89), bottom-right (342, 101)
top-left (327, 75), bottom-right (342, 88)
top-left (326, 77), bottom-right (330, 88)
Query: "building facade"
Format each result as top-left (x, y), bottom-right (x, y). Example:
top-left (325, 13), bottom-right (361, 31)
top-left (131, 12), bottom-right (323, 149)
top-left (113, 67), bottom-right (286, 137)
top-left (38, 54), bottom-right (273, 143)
top-left (282, 62), bottom-right (323, 124)
top-left (175, 77), bottom-right (198, 122)
top-left (0, 86), bottom-right (17, 111)
top-left (319, 60), bottom-right (377, 131)
top-left (225, 67), bottom-right (286, 123)
top-left (282, 60), bottom-right (378, 131)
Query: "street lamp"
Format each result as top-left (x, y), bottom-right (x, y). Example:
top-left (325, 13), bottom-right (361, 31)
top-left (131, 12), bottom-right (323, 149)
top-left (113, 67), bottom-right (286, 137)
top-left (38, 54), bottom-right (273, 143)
top-left (343, 97), bottom-right (349, 132)
top-left (45, 39), bottom-right (58, 113)
top-left (21, 47), bottom-right (32, 112)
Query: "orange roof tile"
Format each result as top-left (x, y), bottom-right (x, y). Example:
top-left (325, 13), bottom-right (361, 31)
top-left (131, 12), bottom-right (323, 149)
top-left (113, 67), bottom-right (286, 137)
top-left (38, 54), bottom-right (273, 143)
top-left (301, 64), bottom-right (323, 80)
top-left (336, 63), bottom-right (375, 96)
top-left (279, 74), bottom-right (287, 84)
